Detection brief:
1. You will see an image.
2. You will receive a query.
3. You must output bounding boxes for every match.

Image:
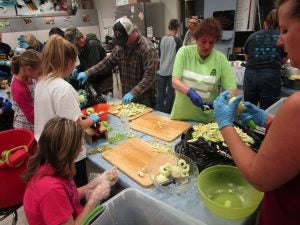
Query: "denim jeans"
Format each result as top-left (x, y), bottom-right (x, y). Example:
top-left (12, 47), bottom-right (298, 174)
top-left (156, 74), bottom-right (175, 113)
top-left (243, 68), bottom-right (281, 110)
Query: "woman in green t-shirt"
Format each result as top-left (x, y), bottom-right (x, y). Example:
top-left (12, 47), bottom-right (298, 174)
top-left (171, 17), bottom-right (237, 123)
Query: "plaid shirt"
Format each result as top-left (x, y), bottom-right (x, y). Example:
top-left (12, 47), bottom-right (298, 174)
top-left (86, 33), bottom-right (158, 106)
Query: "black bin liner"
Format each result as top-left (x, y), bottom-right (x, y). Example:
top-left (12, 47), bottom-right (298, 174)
top-left (68, 77), bottom-right (107, 108)
top-left (83, 84), bottom-right (107, 108)
top-left (175, 122), bottom-right (263, 172)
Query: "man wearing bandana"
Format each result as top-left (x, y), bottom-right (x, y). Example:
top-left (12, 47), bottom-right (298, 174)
top-left (76, 17), bottom-right (158, 107)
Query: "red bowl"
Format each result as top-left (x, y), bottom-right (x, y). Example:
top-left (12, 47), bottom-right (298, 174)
top-left (81, 104), bottom-right (109, 121)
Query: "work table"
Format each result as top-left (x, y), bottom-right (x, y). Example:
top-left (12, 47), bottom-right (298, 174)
top-left (0, 87), bottom-right (251, 225)
top-left (86, 110), bottom-right (249, 225)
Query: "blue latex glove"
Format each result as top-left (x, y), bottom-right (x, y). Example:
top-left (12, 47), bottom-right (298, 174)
top-left (1, 99), bottom-right (12, 113)
top-left (89, 113), bottom-right (100, 124)
top-left (238, 102), bottom-right (267, 127)
top-left (77, 72), bottom-right (88, 85)
top-left (18, 41), bottom-right (29, 49)
top-left (186, 88), bottom-right (203, 107)
top-left (0, 61), bottom-right (6, 66)
top-left (122, 92), bottom-right (134, 104)
top-left (213, 91), bottom-right (243, 129)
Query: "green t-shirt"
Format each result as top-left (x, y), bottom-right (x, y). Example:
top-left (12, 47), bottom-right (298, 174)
top-left (170, 45), bottom-right (237, 123)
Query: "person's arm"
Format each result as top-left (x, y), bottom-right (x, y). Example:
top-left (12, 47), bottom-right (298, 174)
top-left (221, 93), bottom-right (300, 192)
top-left (85, 48), bottom-right (117, 77)
top-left (228, 89), bottom-right (238, 97)
top-left (130, 47), bottom-right (158, 97)
top-left (77, 118), bottom-right (94, 130)
top-left (172, 76), bottom-right (189, 94)
top-left (41, 182), bottom-right (110, 225)
top-left (72, 181), bottom-right (111, 225)
top-left (76, 168), bottom-right (118, 200)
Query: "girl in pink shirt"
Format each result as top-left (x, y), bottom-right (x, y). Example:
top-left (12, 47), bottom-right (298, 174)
top-left (23, 117), bottom-right (118, 225)
top-left (10, 50), bottom-right (42, 130)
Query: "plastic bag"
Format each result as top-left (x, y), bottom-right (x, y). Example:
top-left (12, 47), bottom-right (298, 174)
top-left (175, 122), bottom-right (262, 172)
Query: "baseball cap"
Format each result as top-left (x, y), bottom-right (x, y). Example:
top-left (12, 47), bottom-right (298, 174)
top-left (64, 27), bottom-right (82, 45)
top-left (112, 17), bottom-right (135, 46)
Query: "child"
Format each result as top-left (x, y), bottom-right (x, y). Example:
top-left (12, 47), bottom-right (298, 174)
top-left (23, 117), bottom-right (118, 225)
top-left (10, 49), bottom-right (42, 130)
top-left (34, 35), bottom-right (100, 187)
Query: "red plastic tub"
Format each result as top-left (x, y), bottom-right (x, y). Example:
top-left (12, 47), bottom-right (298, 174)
top-left (0, 129), bottom-right (36, 208)
top-left (81, 103), bottom-right (110, 121)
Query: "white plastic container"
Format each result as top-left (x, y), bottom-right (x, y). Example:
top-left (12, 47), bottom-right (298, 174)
top-left (120, 113), bottom-right (130, 134)
top-left (92, 188), bottom-right (207, 225)
top-left (265, 98), bottom-right (287, 115)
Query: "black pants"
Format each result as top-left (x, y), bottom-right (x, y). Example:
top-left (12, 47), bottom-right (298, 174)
top-left (74, 158), bottom-right (88, 188)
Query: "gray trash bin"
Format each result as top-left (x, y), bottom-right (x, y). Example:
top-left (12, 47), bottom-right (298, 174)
top-left (91, 188), bottom-right (207, 225)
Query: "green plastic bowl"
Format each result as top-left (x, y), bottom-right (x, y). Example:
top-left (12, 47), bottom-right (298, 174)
top-left (197, 165), bottom-right (263, 220)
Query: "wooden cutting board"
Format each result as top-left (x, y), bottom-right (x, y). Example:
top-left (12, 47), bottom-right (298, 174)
top-left (102, 137), bottom-right (159, 187)
top-left (108, 103), bottom-right (153, 121)
top-left (130, 113), bottom-right (192, 142)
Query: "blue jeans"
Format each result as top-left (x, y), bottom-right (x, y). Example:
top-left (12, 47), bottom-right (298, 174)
top-left (243, 68), bottom-right (281, 110)
top-left (156, 74), bottom-right (175, 113)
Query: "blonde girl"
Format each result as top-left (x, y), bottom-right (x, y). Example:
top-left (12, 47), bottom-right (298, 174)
top-left (34, 35), bottom-right (100, 187)
top-left (10, 49), bottom-right (42, 130)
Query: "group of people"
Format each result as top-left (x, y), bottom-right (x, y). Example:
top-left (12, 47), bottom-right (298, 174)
top-left (1, 28), bottom-right (118, 224)
top-left (0, 0), bottom-right (299, 222)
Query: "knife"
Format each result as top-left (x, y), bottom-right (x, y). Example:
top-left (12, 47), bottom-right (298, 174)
top-left (160, 176), bottom-right (193, 186)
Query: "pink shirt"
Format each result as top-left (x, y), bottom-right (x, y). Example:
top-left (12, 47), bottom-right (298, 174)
top-left (23, 165), bottom-right (83, 225)
top-left (11, 76), bottom-right (34, 128)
